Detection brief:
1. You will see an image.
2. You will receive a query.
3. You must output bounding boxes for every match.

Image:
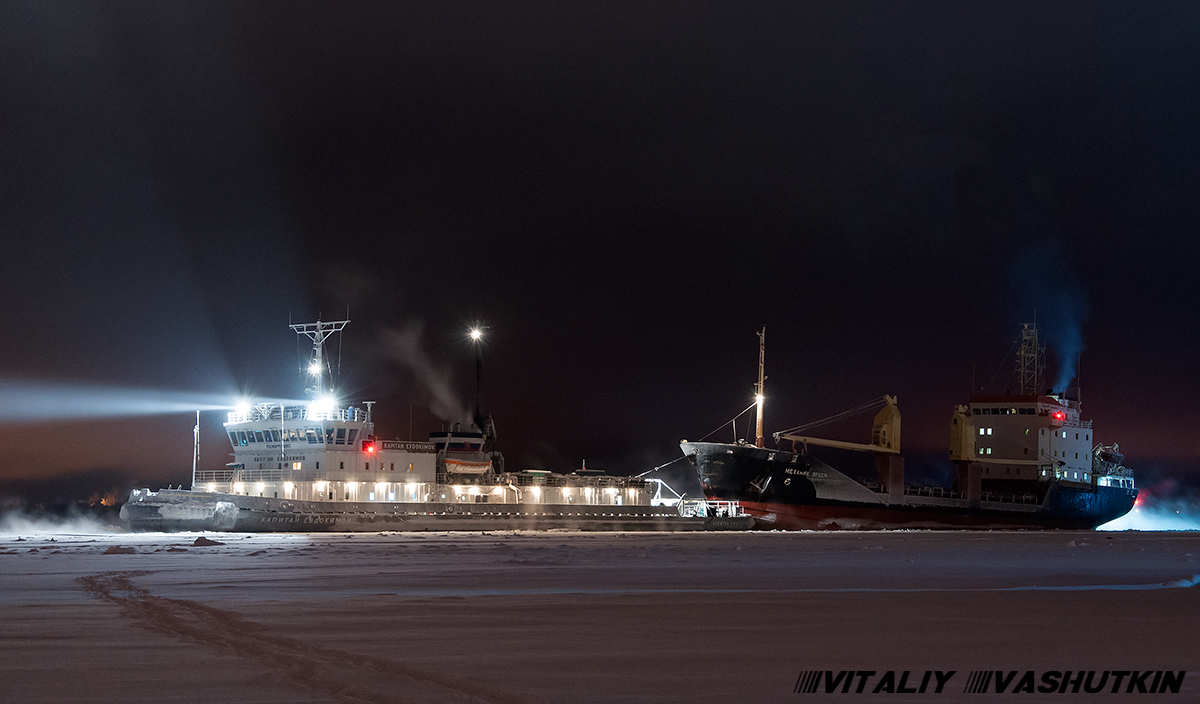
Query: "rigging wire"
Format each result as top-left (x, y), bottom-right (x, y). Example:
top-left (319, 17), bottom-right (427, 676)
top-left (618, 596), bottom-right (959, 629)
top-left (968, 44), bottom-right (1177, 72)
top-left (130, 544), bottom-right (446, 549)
top-left (696, 401), bottom-right (759, 442)
top-left (635, 455), bottom-right (689, 477)
top-left (293, 313), bottom-right (302, 379)
top-left (984, 337), bottom-right (1020, 393)
top-left (774, 396), bottom-right (888, 437)
top-left (337, 328), bottom-right (344, 389)
top-left (337, 305), bottom-right (348, 389)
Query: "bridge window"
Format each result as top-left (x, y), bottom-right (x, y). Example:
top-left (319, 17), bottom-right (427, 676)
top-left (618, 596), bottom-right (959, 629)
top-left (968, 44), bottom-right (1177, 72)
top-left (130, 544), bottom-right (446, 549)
top-left (335, 428), bottom-right (346, 444)
top-left (228, 432), bottom-right (238, 446)
top-left (324, 427), bottom-right (335, 444)
top-left (348, 428), bottom-right (358, 443)
top-left (271, 430), bottom-right (281, 442)
top-left (237, 431), bottom-right (248, 446)
top-left (254, 431), bottom-right (265, 443)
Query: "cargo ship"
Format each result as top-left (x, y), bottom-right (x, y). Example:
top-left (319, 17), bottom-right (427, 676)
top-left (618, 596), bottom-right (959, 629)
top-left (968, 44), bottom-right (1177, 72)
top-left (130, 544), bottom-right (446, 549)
top-left (122, 319), bottom-right (751, 532)
top-left (681, 325), bottom-right (1137, 530)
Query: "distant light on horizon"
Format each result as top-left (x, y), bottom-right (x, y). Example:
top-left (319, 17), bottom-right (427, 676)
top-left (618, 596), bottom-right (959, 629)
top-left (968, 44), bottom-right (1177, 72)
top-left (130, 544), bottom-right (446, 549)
top-left (469, 327), bottom-right (483, 341)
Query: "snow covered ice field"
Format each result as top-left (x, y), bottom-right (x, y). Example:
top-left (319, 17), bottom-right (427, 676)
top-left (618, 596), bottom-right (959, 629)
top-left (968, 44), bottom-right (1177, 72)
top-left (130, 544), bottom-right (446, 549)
top-left (2, 529), bottom-right (1198, 703)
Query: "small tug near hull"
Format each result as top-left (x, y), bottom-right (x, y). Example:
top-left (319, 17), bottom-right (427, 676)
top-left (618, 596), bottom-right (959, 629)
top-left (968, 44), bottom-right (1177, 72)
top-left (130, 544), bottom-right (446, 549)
top-left (682, 324), bottom-right (1138, 531)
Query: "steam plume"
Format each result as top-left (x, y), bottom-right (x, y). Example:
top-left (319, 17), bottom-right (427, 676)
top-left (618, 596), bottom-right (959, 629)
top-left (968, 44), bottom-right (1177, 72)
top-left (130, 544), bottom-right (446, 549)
top-left (1009, 242), bottom-right (1089, 393)
top-left (378, 324), bottom-right (471, 425)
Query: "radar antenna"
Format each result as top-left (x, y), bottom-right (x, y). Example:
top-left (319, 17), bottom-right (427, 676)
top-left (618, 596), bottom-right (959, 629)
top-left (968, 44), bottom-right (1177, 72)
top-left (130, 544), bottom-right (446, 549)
top-left (291, 318), bottom-right (349, 398)
top-left (1015, 323), bottom-right (1046, 395)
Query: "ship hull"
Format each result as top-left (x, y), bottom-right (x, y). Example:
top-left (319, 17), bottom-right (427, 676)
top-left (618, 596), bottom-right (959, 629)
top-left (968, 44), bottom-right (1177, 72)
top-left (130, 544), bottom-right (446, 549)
top-left (683, 442), bottom-right (1137, 531)
top-left (120, 489), bottom-right (752, 532)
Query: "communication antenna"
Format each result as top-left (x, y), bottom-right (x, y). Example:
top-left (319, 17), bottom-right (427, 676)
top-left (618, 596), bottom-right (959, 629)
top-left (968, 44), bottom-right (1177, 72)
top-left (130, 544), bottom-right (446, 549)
top-left (291, 318), bottom-right (350, 398)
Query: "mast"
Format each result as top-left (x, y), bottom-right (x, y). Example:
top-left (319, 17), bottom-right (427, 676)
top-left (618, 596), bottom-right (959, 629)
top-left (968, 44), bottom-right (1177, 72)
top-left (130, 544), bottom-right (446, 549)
top-left (191, 410), bottom-right (200, 490)
top-left (290, 318), bottom-right (350, 398)
top-left (1015, 323), bottom-right (1046, 396)
top-left (754, 326), bottom-right (766, 448)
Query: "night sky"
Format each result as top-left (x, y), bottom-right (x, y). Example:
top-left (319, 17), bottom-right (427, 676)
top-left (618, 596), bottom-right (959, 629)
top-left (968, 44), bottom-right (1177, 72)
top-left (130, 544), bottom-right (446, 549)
top-left (2, 2), bottom-right (1198, 501)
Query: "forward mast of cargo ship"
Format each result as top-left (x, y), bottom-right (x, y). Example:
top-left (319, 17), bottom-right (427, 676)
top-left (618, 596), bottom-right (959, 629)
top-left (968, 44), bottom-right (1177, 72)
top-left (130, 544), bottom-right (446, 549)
top-left (681, 324), bottom-right (1137, 530)
top-left (124, 319), bottom-right (748, 531)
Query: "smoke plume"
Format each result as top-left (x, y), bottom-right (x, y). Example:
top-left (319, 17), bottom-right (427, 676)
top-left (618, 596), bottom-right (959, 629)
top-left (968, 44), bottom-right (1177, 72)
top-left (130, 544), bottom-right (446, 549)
top-left (1009, 242), bottom-right (1089, 393)
top-left (378, 323), bottom-right (472, 425)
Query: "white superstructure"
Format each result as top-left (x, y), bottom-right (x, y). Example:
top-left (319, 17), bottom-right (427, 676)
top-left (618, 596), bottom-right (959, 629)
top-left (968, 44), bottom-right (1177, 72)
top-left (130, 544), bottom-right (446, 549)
top-left (190, 318), bottom-right (651, 509)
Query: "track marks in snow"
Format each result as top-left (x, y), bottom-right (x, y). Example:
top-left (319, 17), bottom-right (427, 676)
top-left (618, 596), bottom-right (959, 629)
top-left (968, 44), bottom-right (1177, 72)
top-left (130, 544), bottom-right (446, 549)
top-left (77, 572), bottom-right (538, 704)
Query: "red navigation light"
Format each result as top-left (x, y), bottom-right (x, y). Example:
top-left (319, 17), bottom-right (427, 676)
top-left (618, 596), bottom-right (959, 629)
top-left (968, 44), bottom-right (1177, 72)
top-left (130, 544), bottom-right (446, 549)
top-left (362, 440), bottom-right (376, 453)
top-left (1053, 411), bottom-right (1065, 420)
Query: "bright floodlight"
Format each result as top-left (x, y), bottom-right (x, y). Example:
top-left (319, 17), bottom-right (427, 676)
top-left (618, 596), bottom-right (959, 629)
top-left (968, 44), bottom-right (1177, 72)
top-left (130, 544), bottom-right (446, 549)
top-left (308, 395), bottom-right (338, 420)
top-left (756, 394), bottom-right (764, 404)
top-left (234, 400), bottom-right (251, 416)
top-left (308, 361), bottom-right (322, 375)
top-left (469, 327), bottom-right (483, 341)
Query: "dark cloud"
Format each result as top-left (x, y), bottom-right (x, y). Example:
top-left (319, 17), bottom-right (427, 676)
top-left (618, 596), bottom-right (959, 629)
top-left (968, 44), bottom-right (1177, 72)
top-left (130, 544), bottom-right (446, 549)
top-left (1, 2), bottom-right (1198, 486)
